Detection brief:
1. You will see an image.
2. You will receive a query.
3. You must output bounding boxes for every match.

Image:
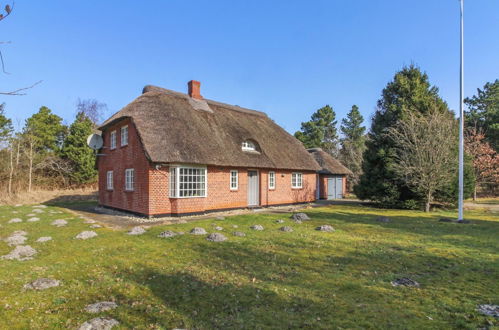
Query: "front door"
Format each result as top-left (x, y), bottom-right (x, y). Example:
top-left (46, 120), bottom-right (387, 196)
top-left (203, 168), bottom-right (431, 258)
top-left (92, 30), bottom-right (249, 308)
top-left (335, 177), bottom-right (343, 199)
top-left (327, 177), bottom-right (344, 200)
top-left (247, 171), bottom-right (259, 206)
top-left (327, 178), bottom-right (335, 200)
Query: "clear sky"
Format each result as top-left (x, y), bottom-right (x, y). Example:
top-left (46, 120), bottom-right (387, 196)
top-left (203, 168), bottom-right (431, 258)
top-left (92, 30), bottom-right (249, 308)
top-left (1, 1), bottom-right (498, 134)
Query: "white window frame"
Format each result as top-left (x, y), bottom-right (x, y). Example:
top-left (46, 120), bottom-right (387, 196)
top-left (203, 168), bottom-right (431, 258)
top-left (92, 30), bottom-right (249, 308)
top-left (268, 171), bottom-right (275, 190)
top-left (241, 140), bottom-right (256, 151)
top-left (106, 171), bottom-right (113, 190)
top-left (169, 165), bottom-right (207, 198)
top-left (110, 131), bottom-right (116, 150)
top-left (230, 170), bottom-right (238, 190)
top-left (121, 125), bottom-right (128, 146)
top-left (125, 168), bottom-right (134, 191)
top-left (291, 172), bottom-right (303, 189)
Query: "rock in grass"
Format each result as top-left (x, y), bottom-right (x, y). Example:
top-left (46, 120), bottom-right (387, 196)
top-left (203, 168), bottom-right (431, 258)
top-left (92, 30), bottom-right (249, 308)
top-left (75, 231), bottom-right (98, 240)
top-left (477, 304), bottom-right (499, 318)
top-left (24, 278), bottom-right (60, 290)
top-left (215, 216), bottom-right (225, 220)
top-left (233, 231), bottom-right (246, 237)
top-left (316, 225), bottom-right (335, 232)
top-left (13, 230), bottom-right (27, 236)
top-left (291, 213), bottom-right (310, 221)
top-left (90, 224), bottom-right (102, 229)
top-left (4, 232), bottom-right (27, 246)
top-left (1, 245), bottom-right (37, 261)
top-left (36, 236), bottom-right (52, 243)
top-left (84, 219), bottom-right (97, 224)
top-left (190, 227), bottom-right (207, 235)
top-left (32, 209), bottom-right (44, 214)
top-left (215, 226), bottom-right (223, 231)
top-left (157, 230), bottom-right (179, 238)
top-left (279, 226), bottom-right (293, 232)
top-left (51, 219), bottom-right (68, 227)
top-left (32, 205), bottom-right (47, 209)
top-left (250, 225), bottom-right (264, 231)
top-left (232, 224), bottom-right (238, 228)
top-left (275, 219), bottom-right (285, 223)
top-left (27, 217), bottom-right (40, 222)
top-left (206, 233), bottom-right (227, 242)
top-left (84, 301), bottom-right (118, 313)
top-left (391, 277), bottom-right (420, 287)
top-left (377, 216), bottom-right (391, 223)
top-left (78, 317), bottom-right (119, 330)
top-left (8, 218), bottom-right (22, 223)
top-left (127, 226), bottom-right (146, 235)
top-left (26, 213), bottom-right (36, 217)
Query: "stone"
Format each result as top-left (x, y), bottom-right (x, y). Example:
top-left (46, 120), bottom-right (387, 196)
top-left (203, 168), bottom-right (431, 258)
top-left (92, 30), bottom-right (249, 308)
top-left (190, 227), bottom-right (207, 235)
top-left (215, 216), bottom-right (225, 220)
top-left (157, 230), bottom-right (179, 238)
top-left (32, 209), bottom-right (44, 213)
top-left (377, 216), bottom-right (391, 223)
top-left (75, 231), bottom-right (98, 240)
top-left (78, 317), bottom-right (119, 330)
top-left (476, 304), bottom-right (499, 318)
top-left (215, 226), bottom-right (223, 231)
top-left (26, 213), bottom-right (36, 217)
top-left (206, 233), bottom-right (227, 242)
top-left (32, 205), bottom-right (47, 209)
top-left (84, 301), bottom-right (118, 313)
top-left (391, 277), bottom-right (420, 287)
top-left (36, 236), bottom-right (52, 243)
top-left (8, 218), bottom-right (22, 223)
top-left (291, 213), bottom-right (310, 221)
top-left (24, 278), bottom-right (60, 290)
top-left (127, 226), bottom-right (146, 235)
top-left (4, 232), bottom-right (27, 246)
top-left (279, 226), bottom-right (293, 232)
top-left (439, 218), bottom-right (454, 222)
top-left (233, 231), bottom-right (246, 237)
top-left (275, 219), bottom-right (285, 223)
top-left (316, 225), bottom-right (335, 232)
top-left (51, 219), bottom-right (68, 227)
top-left (13, 230), bottom-right (27, 236)
top-left (11, 211), bottom-right (18, 214)
top-left (90, 224), bottom-right (102, 228)
top-left (14, 204), bottom-right (23, 207)
top-left (1, 245), bottom-right (37, 261)
top-left (27, 217), bottom-right (40, 222)
top-left (250, 225), bottom-right (264, 231)
top-left (232, 225), bottom-right (238, 228)
top-left (84, 219), bottom-right (97, 224)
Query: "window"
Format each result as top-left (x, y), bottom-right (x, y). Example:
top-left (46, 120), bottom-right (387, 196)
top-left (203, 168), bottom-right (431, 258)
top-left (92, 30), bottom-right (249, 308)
top-left (106, 171), bottom-right (113, 190)
top-left (241, 140), bottom-right (257, 151)
top-left (292, 172), bottom-right (302, 188)
top-left (268, 171), bottom-right (275, 189)
top-left (121, 125), bottom-right (128, 146)
top-left (125, 168), bottom-right (134, 191)
top-left (110, 131), bottom-right (116, 150)
top-left (170, 166), bottom-right (207, 198)
top-left (230, 170), bottom-right (238, 190)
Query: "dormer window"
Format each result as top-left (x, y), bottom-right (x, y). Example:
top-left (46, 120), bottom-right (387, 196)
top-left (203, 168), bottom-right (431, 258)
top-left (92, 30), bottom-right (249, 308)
top-left (242, 140), bottom-right (258, 152)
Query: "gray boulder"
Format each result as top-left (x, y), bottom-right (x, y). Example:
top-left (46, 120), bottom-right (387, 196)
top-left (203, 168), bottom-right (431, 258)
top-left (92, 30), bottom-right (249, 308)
top-left (190, 227), bottom-right (207, 235)
top-left (291, 213), bottom-right (310, 221)
top-left (215, 226), bottom-right (224, 231)
top-left (1, 245), bottom-right (37, 261)
top-left (127, 226), bottom-right (146, 235)
top-left (78, 317), bottom-right (119, 330)
top-left (8, 218), bottom-right (22, 223)
top-left (75, 231), bottom-right (98, 240)
top-left (90, 224), bottom-right (102, 228)
top-left (5, 233), bottom-right (27, 246)
top-left (157, 230), bottom-right (179, 238)
top-left (477, 304), bottom-right (499, 318)
top-left (233, 231), bottom-right (246, 237)
top-left (215, 216), bottom-right (225, 220)
top-left (24, 278), bottom-right (60, 290)
top-left (51, 219), bottom-right (68, 227)
top-left (275, 219), bottom-right (285, 223)
top-left (279, 226), bottom-right (293, 232)
top-left (32, 209), bottom-right (44, 214)
top-left (32, 205), bottom-right (47, 209)
top-left (36, 236), bottom-right (52, 243)
top-left (391, 277), bottom-right (420, 287)
top-left (84, 301), bottom-right (118, 313)
top-left (206, 233), bottom-right (227, 242)
top-left (250, 225), bottom-right (264, 231)
top-left (316, 225), bottom-right (335, 232)
top-left (27, 217), bottom-right (40, 222)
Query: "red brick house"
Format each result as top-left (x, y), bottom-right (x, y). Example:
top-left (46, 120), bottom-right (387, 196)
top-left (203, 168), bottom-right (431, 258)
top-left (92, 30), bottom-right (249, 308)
top-left (97, 81), bottom-right (333, 217)
top-left (307, 148), bottom-right (352, 200)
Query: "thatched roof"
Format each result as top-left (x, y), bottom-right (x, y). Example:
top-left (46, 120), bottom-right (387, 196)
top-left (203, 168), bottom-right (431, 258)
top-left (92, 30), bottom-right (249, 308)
top-left (307, 148), bottom-right (352, 175)
top-left (100, 85), bottom-right (320, 171)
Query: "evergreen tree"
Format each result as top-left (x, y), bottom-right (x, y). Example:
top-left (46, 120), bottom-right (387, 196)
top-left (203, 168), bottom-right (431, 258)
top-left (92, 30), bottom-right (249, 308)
top-left (23, 106), bottom-right (66, 153)
top-left (464, 79), bottom-right (499, 151)
top-left (0, 103), bottom-right (13, 144)
top-left (355, 65), bottom-right (455, 208)
top-left (60, 112), bottom-right (97, 184)
top-left (339, 105), bottom-right (366, 187)
top-left (294, 105), bottom-right (339, 155)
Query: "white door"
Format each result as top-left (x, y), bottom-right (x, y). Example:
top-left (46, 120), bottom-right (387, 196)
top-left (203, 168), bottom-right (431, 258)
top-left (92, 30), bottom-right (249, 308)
top-left (247, 171), bottom-right (259, 206)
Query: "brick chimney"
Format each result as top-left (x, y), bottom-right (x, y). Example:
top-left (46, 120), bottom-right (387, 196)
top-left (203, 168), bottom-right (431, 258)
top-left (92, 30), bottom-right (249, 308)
top-left (188, 80), bottom-right (202, 99)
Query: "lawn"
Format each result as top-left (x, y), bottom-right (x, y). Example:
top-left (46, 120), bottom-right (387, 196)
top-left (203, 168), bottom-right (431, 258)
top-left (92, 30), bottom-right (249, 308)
top-left (0, 203), bottom-right (498, 329)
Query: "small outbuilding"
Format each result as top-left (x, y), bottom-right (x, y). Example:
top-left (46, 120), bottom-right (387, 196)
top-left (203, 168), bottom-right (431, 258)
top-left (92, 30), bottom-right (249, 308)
top-left (307, 148), bottom-right (352, 200)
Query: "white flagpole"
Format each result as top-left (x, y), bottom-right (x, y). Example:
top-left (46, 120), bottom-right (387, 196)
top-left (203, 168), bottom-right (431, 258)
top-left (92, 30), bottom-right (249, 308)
top-left (458, 0), bottom-right (464, 221)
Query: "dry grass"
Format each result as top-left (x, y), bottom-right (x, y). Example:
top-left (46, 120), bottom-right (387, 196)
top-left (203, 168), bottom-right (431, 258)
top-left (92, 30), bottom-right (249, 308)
top-left (0, 188), bottom-right (97, 206)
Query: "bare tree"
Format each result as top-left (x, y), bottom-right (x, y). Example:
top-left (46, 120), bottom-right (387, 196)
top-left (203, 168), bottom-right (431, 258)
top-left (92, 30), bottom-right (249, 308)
top-left (76, 98), bottom-right (107, 126)
top-left (387, 110), bottom-right (457, 212)
top-left (0, 2), bottom-right (42, 96)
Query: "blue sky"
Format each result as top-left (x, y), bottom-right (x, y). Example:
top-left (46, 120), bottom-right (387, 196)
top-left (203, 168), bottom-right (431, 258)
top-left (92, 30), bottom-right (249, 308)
top-left (1, 1), bottom-right (498, 134)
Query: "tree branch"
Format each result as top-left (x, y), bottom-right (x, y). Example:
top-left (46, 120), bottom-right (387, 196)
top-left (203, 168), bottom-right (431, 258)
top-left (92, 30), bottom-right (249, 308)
top-left (0, 80), bottom-right (43, 95)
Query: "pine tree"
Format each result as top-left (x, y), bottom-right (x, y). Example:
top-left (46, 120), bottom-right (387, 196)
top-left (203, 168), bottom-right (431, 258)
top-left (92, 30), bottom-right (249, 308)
top-left (60, 112), bottom-right (97, 184)
top-left (339, 105), bottom-right (366, 187)
top-left (23, 106), bottom-right (66, 153)
top-left (294, 105), bottom-right (339, 156)
top-left (0, 103), bottom-right (13, 144)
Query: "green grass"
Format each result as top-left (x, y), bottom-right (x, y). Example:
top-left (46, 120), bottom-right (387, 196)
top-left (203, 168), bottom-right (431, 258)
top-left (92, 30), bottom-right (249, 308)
top-left (0, 203), bottom-right (498, 329)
